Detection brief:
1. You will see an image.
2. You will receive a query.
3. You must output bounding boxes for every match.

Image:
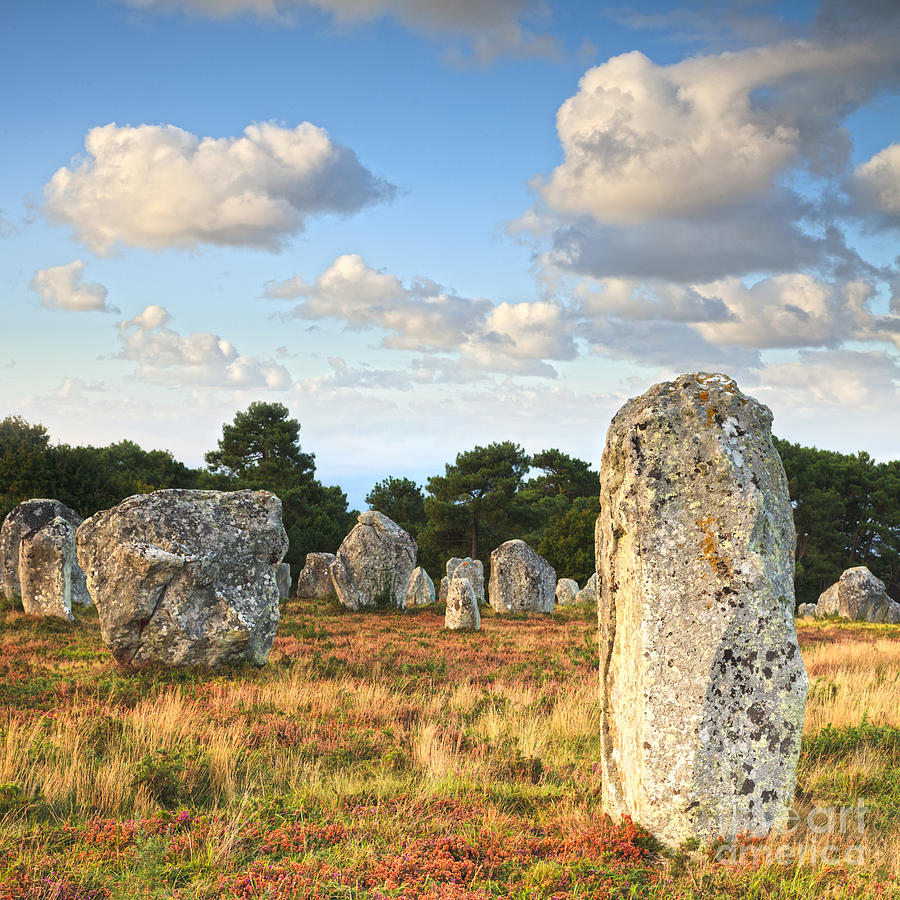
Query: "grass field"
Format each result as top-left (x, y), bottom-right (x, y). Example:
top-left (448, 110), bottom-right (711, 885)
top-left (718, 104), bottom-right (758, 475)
top-left (0, 596), bottom-right (898, 899)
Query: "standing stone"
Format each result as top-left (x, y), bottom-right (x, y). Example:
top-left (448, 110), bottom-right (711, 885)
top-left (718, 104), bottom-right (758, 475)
top-left (295, 552), bottom-right (337, 599)
top-left (406, 566), bottom-right (435, 607)
top-left (446, 557), bottom-right (485, 604)
top-left (19, 516), bottom-right (77, 621)
top-left (76, 489), bottom-right (287, 669)
top-left (598, 372), bottom-right (808, 847)
top-left (439, 576), bottom-right (449, 603)
top-left (276, 563), bottom-right (292, 600)
top-left (444, 578), bottom-right (480, 631)
top-left (556, 578), bottom-right (580, 607)
top-left (814, 566), bottom-right (900, 623)
top-left (797, 603), bottom-right (818, 618)
top-left (488, 540), bottom-right (556, 613)
top-left (1, 499), bottom-right (90, 605)
top-left (329, 511), bottom-right (416, 611)
top-left (576, 572), bottom-right (599, 605)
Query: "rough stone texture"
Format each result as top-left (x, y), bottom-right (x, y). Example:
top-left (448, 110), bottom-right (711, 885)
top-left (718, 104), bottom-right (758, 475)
top-left (598, 372), bottom-right (808, 847)
top-left (576, 572), bottom-right (599, 605)
top-left (444, 578), bottom-right (480, 631)
top-left (329, 511), bottom-right (416, 611)
top-left (1, 499), bottom-right (90, 606)
top-left (556, 578), bottom-right (580, 607)
top-left (446, 557), bottom-right (485, 604)
top-left (797, 603), bottom-right (818, 618)
top-left (295, 552), bottom-right (337, 599)
top-left (439, 576), bottom-right (449, 603)
top-left (488, 540), bottom-right (556, 613)
top-left (276, 563), bottom-right (291, 600)
top-left (76, 489), bottom-right (288, 669)
top-left (814, 566), bottom-right (900, 624)
top-left (19, 516), bottom-right (77, 621)
top-left (406, 566), bottom-right (435, 607)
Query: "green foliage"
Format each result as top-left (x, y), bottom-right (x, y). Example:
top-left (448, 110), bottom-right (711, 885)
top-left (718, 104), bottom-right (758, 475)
top-left (532, 496), bottom-right (600, 585)
top-left (131, 747), bottom-right (213, 809)
top-left (0, 416), bottom-right (53, 520)
top-left (365, 476), bottom-right (426, 538)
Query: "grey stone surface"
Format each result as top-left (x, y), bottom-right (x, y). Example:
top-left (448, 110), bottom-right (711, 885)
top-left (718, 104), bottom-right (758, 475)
top-left (598, 372), bottom-right (808, 847)
top-left (276, 562), bottom-right (291, 600)
top-left (76, 489), bottom-right (287, 669)
top-left (797, 603), bottom-right (818, 618)
top-left (814, 566), bottom-right (900, 623)
top-left (406, 566), bottom-right (435, 607)
top-left (295, 552), bottom-right (337, 599)
top-left (576, 572), bottom-right (598, 605)
top-left (556, 578), bottom-right (580, 607)
top-left (329, 511), bottom-right (416, 611)
top-left (446, 557), bottom-right (485, 604)
top-left (439, 576), bottom-right (449, 603)
top-left (19, 516), bottom-right (77, 621)
top-left (1, 498), bottom-right (89, 605)
top-left (444, 578), bottom-right (480, 631)
top-left (488, 540), bottom-right (556, 613)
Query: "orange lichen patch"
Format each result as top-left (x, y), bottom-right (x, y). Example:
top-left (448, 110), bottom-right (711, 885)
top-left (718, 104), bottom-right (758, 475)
top-left (697, 516), bottom-right (733, 580)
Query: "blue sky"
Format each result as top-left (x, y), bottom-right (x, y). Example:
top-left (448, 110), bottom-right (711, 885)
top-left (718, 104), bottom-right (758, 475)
top-left (1, 0), bottom-right (898, 507)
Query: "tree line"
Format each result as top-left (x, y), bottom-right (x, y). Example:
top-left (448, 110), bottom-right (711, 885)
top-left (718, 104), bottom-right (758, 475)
top-left (1, 405), bottom-right (897, 604)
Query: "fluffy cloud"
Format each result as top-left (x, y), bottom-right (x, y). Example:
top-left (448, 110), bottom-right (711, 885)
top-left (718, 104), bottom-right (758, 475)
top-left (849, 143), bottom-right (900, 227)
top-left (29, 260), bottom-right (115, 312)
top-left (44, 122), bottom-right (394, 254)
top-left (117, 305), bottom-right (292, 389)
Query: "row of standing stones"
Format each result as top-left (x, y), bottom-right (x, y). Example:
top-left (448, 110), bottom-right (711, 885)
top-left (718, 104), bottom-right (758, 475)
top-left (2, 372), bottom-right (899, 847)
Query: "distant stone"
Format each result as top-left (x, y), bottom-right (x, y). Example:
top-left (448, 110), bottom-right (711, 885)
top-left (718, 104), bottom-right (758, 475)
top-left (329, 511), bottom-right (416, 611)
top-left (797, 603), bottom-right (818, 618)
top-left (556, 578), bottom-right (580, 607)
top-left (445, 578), bottom-right (480, 631)
top-left (598, 372), bottom-right (808, 847)
top-left (815, 566), bottom-right (900, 623)
top-left (446, 557), bottom-right (485, 604)
top-left (1, 498), bottom-right (89, 606)
top-left (576, 572), bottom-right (598, 605)
top-left (76, 489), bottom-right (287, 669)
top-left (488, 540), bottom-right (556, 613)
top-left (295, 552), bottom-right (336, 599)
top-left (406, 566), bottom-right (435, 607)
top-left (19, 516), bottom-right (77, 621)
top-left (439, 576), bottom-right (449, 603)
top-left (276, 563), bottom-right (291, 600)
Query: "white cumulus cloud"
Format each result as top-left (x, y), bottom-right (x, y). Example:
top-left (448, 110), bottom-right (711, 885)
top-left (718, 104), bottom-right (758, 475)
top-left (43, 122), bottom-right (395, 254)
top-left (29, 260), bottom-right (115, 312)
top-left (850, 143), bottom-right (900, 227)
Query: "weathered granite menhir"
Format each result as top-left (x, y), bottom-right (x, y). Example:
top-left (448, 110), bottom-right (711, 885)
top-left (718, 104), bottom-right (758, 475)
top-left (488, 540), bottom-right (556, 613)
top-left (815, 566), bottom-right (900, 623)
top-left (555, 577), bottom-right (580, 607)
top-left (76, 489), bottom-right (288, 668)
top-left (406, 566), bottom-right (435, 607)
top-left (295, 552), bottom-right (336, 599)
top-left (597, 372), bottom-right (808, 847)
top-left (444, 578), bottom-right (480, 631)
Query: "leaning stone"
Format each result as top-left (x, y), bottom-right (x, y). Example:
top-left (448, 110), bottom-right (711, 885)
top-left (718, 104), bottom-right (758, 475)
top-left (276, 563), bottom-right (291, 600)
top-left (76, 489), bottom-right (287, 669)
top-left (1, 499), bottom-right (90, 605)
top-left (556, 578), bottom-right (580, 607)
top-left (488, 540), bottom-right (556, 613)
top-left (815, 566), bottom-right (900, 624)
top-left (445, 578), bottom-right (480, 631)
top-left (598, 373), bottom-right (808, 847)
top-left (295, 552), bottom-right (336, 599)
top-left (19, 516), bottom-right (77, 621)
top-left (797, 603), bottom-right (818, 618)
top-left (446, 557), bottom-right (485, 604)
top-left (406, 566), bottom-right (435, 607)
top-left (329, 511), bottom-right (416, 611)
top-left (576, 572), bottom-right (598, 605)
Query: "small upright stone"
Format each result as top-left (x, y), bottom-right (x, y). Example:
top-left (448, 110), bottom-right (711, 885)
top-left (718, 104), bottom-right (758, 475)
top-left (19, 516), bottom-right (77, 621)
top-left (598, 373), bottom-right (808, 847)
top-left (446, 557), bottom-right (485, 604)
top-left (406, 566), bottom-right (435, 607)
top-left (276, 563), bottom-right (291, 600)
top-left (295, 552), bottom-right (337, 599)
top-left (488, 540), bottom-right (556, 613)
top-left (329, 511), bottom-right (416, 611)
top-left (444, 578), bottom-right (480, 631)
top-left (439, 576), bottom-right (449, 603)
top-left (815, 566), bottom-right (900, 623)
top-left (576, 572), bottom-right (598, 605)
top-left (556, 578), bottom-right (580, 607)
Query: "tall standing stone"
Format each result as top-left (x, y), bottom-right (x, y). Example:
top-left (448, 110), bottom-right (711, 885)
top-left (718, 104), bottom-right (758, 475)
top-left (276, 563), bottom-right (292, 600)
top-left (446, 557), bottom-right (485, 604)
top-left (445, 578), bottom-right (481, 631)
top-left (295, 552), bottom-right (337, 599)
top-left (598, 373), bottom-right (808, 846)
top-left (19, 516), bottom-right (78, 621)
top-left (329, 511), bottom-right (416, 611)
top-left (488, 540), bottom-right (556, 613)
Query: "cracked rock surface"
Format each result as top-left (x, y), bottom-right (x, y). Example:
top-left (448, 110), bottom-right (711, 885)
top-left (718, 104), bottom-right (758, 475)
top-left (815, 566), bottom-right (900, 623)
top-left (76, 489), bottom-right (287, 669)
top-left (295, 552), bottom-right (336, 599)
top-left (329, 511), bottom-right (416, 611)
top-left (598, 372), bottom-right (808, 847)
top-left (488, 540), bottom-right (556, 613)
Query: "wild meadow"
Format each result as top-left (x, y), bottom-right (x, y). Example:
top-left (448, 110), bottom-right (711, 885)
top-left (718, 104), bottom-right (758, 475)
top-left (0, 596), bottom-right (898, 899)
